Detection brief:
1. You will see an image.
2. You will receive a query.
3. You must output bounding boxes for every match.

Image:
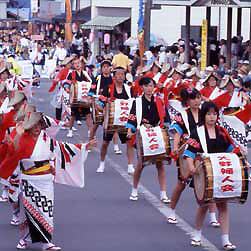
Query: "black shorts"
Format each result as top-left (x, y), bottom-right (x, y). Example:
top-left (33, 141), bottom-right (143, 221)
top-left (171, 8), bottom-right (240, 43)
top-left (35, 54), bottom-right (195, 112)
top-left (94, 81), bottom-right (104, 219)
top-left (103, 130), bottom-right (128, 144)
top-left (71, 106), bottom-right (91, 117)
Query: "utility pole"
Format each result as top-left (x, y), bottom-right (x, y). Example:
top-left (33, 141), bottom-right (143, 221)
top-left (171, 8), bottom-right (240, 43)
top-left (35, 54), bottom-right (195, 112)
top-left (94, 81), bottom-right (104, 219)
top-left (76, 0), bottom-right (80, 12)
top-left (65, 0), bottom-right (73, 45)
top-left (144, 0), bottom-right (152, 50)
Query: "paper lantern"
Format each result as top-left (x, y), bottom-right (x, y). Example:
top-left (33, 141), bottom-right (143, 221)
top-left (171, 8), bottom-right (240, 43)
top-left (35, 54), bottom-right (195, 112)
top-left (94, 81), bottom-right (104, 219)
top-left (104, 33), bottom-right (110, 45)
top-left (89, 31), bottom-right (94, 43)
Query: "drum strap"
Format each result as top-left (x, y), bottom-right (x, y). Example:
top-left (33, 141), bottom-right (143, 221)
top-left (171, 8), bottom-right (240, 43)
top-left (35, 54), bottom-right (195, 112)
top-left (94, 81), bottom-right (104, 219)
top-left (136, 97), bottom-right (142, 129)
top-left (82, 70), bottom-right (92, 83)
top-left (96, 75), bottom-right (101, 96)
top-left (180, 110), bottom-right (190, 136)
top-left (153, 72), bottom-right (161, 83)
top-left (209, 86), bottom-right (222, 100)
top-left (124, 84), bottom-right (131, 99)
top-left (197, 126), bottom-right (208, 153)
top-left (229, 90), bottom-right (243, 108)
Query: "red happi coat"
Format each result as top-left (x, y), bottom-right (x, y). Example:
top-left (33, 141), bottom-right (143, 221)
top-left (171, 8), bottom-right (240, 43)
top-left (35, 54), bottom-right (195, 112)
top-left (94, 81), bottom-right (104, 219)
top-left (0, 109), bottom-right (17, 142)
top-left (48, 67), bottom-right (70, 93)
top-left (165, 79), bottom-right (190, 100)
top-left (0, 132), bottom-right (36, 179)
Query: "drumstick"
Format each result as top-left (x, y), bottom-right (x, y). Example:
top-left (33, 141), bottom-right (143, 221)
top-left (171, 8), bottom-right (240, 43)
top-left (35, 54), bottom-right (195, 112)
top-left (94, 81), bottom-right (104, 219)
top-left (174, 140), bottom-right (189, 156)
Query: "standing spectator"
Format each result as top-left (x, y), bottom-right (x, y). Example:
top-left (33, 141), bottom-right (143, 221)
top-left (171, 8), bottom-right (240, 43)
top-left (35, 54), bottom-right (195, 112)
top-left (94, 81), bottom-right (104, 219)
top-left (83, 37), bottom-right (90, 59)
top-left (231, 37), bottom-right (239, 69)
top-left (209, 41), bottom-right (218, 66)
top-left (219, 39), bottom-right (227, 60)
top-left (131, 49), bottom-right (141, 77)
top-left (53, 41), bottom-right (67, 65)
top-left (144, 46), bottom-right (156, 66)
top-left (87, 51), bottom-right (96, 66)
top-left (177, 45), bottom-right (185, 65)
top-left (218, 55), bottom-right (228, 77)
top-left (159, 46), bottom-right (167, 65)
top-left (30, 43), bottom-right (44, 85)
top-left (71, 32), bottom-right (83, 55)
top-left (112, 45), bottom-right (129, 70)
top-left (167, 45), bottom-right (178, 68)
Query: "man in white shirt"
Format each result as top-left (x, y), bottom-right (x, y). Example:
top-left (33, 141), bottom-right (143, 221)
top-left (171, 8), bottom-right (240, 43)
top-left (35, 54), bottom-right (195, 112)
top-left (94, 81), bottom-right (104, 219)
top-left (53, 41), bottom-right (67, 65)
top-left (159, 46), bottom-right (167, 65)
top-left (20, 36), bottom-right (30, 48)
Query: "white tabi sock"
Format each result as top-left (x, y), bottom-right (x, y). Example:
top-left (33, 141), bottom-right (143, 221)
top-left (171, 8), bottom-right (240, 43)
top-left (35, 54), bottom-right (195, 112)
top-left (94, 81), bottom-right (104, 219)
top-left (209, 212), bottom-right (217, 223)
top-left (99, 161), bottom-right (105, 168)
top-left (114, 144), bottom-right (119, 151)
top-left (221, 234), bottom-right (230, 246)
top-left (160, 191), bottom-right (167, 199)
top-left (169, 209), bottom-right (176, 219)
top-left (131, 188), bottom-right (138, 197)
top-left (193, 229), bottom-right (202, 241)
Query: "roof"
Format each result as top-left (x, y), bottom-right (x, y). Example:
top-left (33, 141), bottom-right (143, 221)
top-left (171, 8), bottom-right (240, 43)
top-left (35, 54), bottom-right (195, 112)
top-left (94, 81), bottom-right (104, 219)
top-left (153, 0), bottom-right (251, 6)
top-left (52, 6), bottom-right (91, 23)
top-left (81, 16), bottom-right (130, 30)
top-left (30, 17), bottom-right (52, 24)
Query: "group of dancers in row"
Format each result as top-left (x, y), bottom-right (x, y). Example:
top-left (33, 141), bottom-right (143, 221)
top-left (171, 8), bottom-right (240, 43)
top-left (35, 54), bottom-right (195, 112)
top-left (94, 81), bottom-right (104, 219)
top-left (0, 54), bottom-right (251, 250)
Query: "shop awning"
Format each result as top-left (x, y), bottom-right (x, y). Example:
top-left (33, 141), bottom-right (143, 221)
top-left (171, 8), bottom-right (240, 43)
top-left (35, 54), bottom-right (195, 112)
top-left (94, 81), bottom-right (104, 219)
top-left (81, 16), bottom-right (130, 30)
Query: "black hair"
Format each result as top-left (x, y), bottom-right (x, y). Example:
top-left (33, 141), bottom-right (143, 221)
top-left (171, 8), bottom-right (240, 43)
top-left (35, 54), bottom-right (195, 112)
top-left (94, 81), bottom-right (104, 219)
top-left (101, 60), bottom-right (111, 68)
top-left (243, 79), bottom-right (251, 89)
top-left (118, 45), bottom-right (124, 52)
top-left (139, 77), bottom-right (156, 86)
top-left (180, 88), bottom-right (201, 107)
top-left (199, 101), bottom-right (219, 126)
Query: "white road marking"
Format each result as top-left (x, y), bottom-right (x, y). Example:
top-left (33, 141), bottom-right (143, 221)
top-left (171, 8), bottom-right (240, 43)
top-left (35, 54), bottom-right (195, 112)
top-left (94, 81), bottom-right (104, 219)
top-left (104, 154), bottom-right (220, 251)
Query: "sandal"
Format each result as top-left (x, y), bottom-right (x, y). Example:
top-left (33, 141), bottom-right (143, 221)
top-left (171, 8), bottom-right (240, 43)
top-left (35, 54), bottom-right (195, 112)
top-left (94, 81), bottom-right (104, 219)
top-left (223, 243), bottom-right (236, 250)
top-left (190, 239), bottom-right (202, 247)
top-left (167, 217), bottom-right (178, 224)
top-left (161, 197), bottom-right (171, 204)
top-left (209, 221), bottom-right (220, 228)
top-left (16, 239), bottom-right (28, 250)
top-left (114, 149), bottom-right (122, 155)
top-left (129, 194), bottom-right (138, 201)
top-left (43, 243), bottom-right (61, 251)
top-left (11, 219), bottom-right (20, 226)
top-left (0, 196), bottom-right (8, 202)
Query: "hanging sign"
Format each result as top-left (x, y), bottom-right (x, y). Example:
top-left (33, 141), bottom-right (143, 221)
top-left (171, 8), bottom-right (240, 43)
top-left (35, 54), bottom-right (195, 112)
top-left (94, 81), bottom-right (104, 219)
top-left (201, 19), bottom-right (208, 71)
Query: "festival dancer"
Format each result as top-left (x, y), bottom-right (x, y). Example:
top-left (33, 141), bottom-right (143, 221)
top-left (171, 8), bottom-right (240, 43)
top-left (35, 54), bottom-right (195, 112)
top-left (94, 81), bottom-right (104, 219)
top-left (127, 77), bottom-right (170, 203)
top-left (66, 56), bottom-right (93, 138)
top-left (96, 67), bottom-right (135, 174)
top-left (49, 56), bottom-right (75, 120)
top-left (0, 112), bottom-right (95, 250)
top-left (184, 102), bottom-right (240, 250)
top-left (167, 88), bottom-right (219, 226)
top-left (213, 76), bottom-right (249, 112)
top-left (200, 72), bottom-right (223, 101)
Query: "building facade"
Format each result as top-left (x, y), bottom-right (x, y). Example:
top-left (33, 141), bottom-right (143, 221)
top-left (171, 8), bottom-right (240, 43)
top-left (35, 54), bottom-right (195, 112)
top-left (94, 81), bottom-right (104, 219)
top-left (83, 0), bottom-right (251, 55)
top-left (0, 0), bottom-right (9, 19)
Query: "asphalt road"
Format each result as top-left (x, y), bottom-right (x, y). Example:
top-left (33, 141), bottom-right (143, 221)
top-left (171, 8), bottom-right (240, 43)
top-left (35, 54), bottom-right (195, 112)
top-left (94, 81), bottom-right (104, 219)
top-left (0, 79), bottom-right (250, 251)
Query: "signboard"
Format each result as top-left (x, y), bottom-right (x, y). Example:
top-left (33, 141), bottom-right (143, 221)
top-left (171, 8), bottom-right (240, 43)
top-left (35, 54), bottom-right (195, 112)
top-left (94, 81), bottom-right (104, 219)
top-left (39, 0), bottom-right (62, 19)
top-left (31, 0), bottom-right (39, 13)
top-left (201, 19), bottom-right (208, 71)
top-left (31, 34), bottom-right (45, 41)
